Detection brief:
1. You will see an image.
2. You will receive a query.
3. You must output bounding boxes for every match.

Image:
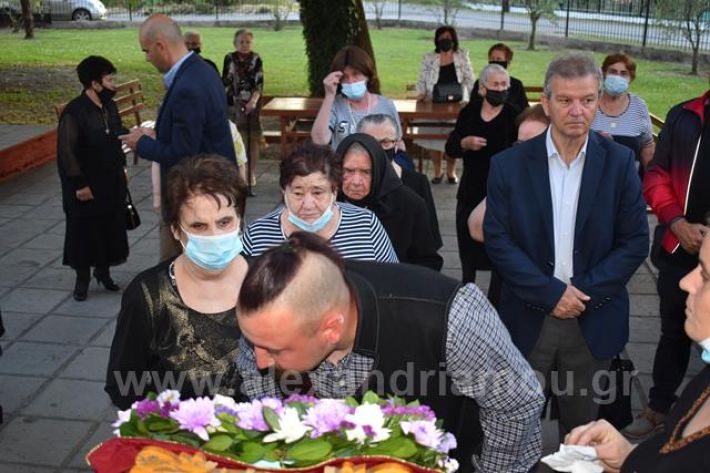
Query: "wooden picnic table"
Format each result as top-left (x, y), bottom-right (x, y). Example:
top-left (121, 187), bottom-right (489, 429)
top-left (261, 97), bottom-right (468, 158)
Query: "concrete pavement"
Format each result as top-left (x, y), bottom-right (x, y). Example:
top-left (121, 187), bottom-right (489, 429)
top-left (0, 125), bottom-right (704, 472)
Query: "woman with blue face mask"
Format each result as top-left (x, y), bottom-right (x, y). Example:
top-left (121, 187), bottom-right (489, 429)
top-left (591, 53), bottom-right (655, 181)
top-left (566, 229), bottom-right (710, 473)
top-left (243, 142), bottom-right (398, 263)
top-left (105, 155), bottom-right (248, 409)
top-left (311, 45), bottom-right (404, 151)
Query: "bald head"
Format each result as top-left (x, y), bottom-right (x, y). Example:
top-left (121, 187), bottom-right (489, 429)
top-left (140, 14), bottom-right (184, 44)
top-left (139, 14), bottom-right (188, 73)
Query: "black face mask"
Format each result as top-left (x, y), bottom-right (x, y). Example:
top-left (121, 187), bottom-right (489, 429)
top-left (489, 60), bottom-right (508, 69)
top-left (485, 89), bottom-right (509, 107)
top-left (436, 39), bottom-right (453, 52)
top-left (384, 148), bottom-right (396, 162)
top-left (98, 87), bottom-right (116, 103)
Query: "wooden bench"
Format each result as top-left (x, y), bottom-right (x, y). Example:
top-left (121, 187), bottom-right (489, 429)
top-left (54, 79), bottom-right (145, 163)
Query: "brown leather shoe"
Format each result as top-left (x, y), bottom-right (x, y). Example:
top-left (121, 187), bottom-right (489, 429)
top-left (622, 407), bottom-right (665, 440)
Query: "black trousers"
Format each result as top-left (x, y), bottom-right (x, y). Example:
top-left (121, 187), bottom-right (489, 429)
top-left (455, 200), bottom-right (490, 284)
top-left (648, 250), bottom-right (698, 414)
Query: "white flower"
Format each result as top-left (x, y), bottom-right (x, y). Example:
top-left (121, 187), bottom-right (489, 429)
top-left (156, 390), bottom-right (181, 407)
top-left (263, 407), bottom-right (311, 444)
top-left (344, 403), bottom-right (391, 444)
top-left (213, 394), bottom-right (240, 411)
top-left (439, 457), bottom-right (459, 473)
top-left (112, 408), bottom-right (132, 436)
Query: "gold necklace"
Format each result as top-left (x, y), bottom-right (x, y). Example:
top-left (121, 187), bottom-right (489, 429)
top-left (660, 384), bottom-right (710, 454)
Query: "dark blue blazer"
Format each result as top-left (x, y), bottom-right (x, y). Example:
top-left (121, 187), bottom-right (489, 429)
top-left (484, 130), bottom-right (649, 359)
top-left (136, 53), bottom-right (236, 173)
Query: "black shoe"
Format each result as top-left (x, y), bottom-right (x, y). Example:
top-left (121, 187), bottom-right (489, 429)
top-left (93, 269), bottom-right (120, 291)
top-left (73, 271), bottom-right (89, 301)
top-left (431, 174), bottom-right (444, 184)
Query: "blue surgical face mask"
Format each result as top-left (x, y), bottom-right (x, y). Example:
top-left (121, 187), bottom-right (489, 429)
top-left (285, 194), bottom-right (335, 233)
top-left (180, 226), bottom-right (243, 272)
top-left (700, 338), bottom-right (710, 364)
top-left (341, 80), bottom-right (368, 101)
top-left (604, 74), bottom-right (629, 96)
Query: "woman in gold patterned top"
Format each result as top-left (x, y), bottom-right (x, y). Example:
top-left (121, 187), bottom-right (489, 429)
top-left (105, 155), bottom-right (247, 409)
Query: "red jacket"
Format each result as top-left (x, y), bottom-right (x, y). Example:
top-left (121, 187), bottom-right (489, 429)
top-left (643, 90), bottom-right (710, 253)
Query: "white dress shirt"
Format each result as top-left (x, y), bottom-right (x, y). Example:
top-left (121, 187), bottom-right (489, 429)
top-left (546, 127), bottom-right (588, 284)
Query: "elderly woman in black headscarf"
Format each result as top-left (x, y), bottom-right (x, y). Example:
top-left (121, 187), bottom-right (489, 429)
top-left (335, 133), bottom-right (442, 271)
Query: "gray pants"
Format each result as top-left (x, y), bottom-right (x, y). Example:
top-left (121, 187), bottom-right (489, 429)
top-left (528, 316), bottom-right (610, 440)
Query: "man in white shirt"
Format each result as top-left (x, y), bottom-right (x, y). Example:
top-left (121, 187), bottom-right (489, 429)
top-left (483, 52), bottom-right (649, 440)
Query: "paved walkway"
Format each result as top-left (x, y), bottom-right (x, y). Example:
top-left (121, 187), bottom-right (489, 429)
top-left (0, 127), bottom-right (704, 472)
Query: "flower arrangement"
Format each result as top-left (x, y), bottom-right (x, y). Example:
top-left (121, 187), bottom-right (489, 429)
top-left (110, 391), bottom-right (459, 473)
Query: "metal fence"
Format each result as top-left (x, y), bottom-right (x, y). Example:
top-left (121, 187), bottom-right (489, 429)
top-left (9, 0), bottom-right (710, 52)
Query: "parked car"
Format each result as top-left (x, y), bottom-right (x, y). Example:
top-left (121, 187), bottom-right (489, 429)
top-left (0, 0), bottom-right (106, 21)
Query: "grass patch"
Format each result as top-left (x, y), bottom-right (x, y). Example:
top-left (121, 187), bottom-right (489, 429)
top-left (0, 26), bottom-right (706, 124)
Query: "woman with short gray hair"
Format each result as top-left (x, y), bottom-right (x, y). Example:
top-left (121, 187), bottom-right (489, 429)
top-left (445, 62), bottom-right (519, 284)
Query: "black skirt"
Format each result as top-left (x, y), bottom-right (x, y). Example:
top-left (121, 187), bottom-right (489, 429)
top-left (63, 210), bottom-right (128, 269)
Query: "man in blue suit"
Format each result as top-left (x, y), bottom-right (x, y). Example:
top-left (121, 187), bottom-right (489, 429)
top-left (121, 14), bottom-right (236, 260)
top-left (484, 53), bottom-right (648, 440)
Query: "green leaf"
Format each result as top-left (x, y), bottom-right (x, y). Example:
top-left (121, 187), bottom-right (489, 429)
top-left (362, 391), bottom-right (381, 405)
top-left (119, 422), bottom-right (142, 438)
top-left (367, 436), bottom-right (417, 459)
top-left (203, 434), bottom-right (233, 452)
top-left (286, 438), bottom-right (333, 463)
top-left (237, 441), bottom-right (266, 464)
top-left (144, 417), bottom-right (178, 433)
top-left (136, 419), bottom-right (149, 435)
top-left (262, 406), bottom-right (281, 430)
top-left (171, 432), bottom-right (202, 448)
top-left (344, 396), bottom-right (359, 407)
top-left (406, 399), bottom-right (421, 407)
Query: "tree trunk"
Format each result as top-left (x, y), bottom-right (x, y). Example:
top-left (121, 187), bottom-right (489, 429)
top-left (528, 17), bottom-right (538, 50)
top-left (300, 0), bottom-right (376, 96)
top-left (20, 0), bottom-right (34, 39)
top-left (692, 45), bottom-right (699, 75)
top-left (353, 0), bottom-right (376, 66)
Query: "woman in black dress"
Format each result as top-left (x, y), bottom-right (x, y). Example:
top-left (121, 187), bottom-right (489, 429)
top-left (566, 231), bottom-right (710, 473)
top-left (445, 63), bottom-right (518, 285)
top-left (57, 56), bottom-right (128, 301)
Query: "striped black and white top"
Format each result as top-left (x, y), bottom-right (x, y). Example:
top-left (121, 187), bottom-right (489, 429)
top-left (243, 202), bottom-right (399, 262)
top-left (591, 93), bottom-right (654, 146)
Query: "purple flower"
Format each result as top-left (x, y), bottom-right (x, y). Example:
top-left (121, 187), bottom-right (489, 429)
top-left (169, 397), bottom-right (220, 441)
top-left (437, 432), bottom-right (457, 453)
top-left (135, 399), bottom-right (160, 419)
top-left (400, 420), bottom-right (441, 449)
top-left (284, 394), bottom-right (318, 405)
top-left (382, 404), bottom-right (436, 421)
top-left (303, 399), bottom-right (351, 438)
top-left (233, 398), bottom-right (283, 432)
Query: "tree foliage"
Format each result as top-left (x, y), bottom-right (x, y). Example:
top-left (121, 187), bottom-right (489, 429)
top-left (299, 0), bottom-right (375, 96)
top-left (521, 0), bottom-right (557, 50)
top-left (653, 0), bottom-right (710, 74)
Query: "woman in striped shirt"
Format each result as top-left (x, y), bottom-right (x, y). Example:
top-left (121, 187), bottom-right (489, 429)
top-left (243, 142), bottom-right (398, 262)
top-left (592, 53), bottom-right (655, 180)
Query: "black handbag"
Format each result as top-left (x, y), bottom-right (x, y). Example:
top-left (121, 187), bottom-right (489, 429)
top-left (125, 188), bottom-right (141, 230)
top-left (597, 354), bottom-right (636, 429)
top-left (432, 82), bottom-right (463, 103)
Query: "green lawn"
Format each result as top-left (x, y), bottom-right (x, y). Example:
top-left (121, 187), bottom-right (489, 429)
top-left (0, 26), bottom-right (706, 124)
